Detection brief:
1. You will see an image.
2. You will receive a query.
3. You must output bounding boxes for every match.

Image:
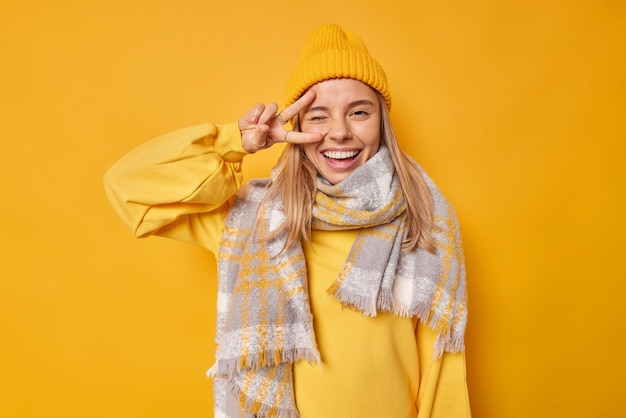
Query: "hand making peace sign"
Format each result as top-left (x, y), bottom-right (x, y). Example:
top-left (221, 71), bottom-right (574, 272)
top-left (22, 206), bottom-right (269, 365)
top-left (239, 90), bottom-right (323, 153)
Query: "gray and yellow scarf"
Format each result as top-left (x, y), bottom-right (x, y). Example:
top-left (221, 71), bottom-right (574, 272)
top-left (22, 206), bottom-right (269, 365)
top-left (208, 147), bottom-right (467, 417)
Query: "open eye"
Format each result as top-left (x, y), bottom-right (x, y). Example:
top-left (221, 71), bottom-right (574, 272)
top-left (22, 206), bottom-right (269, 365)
top-left (351, 110), bottom-right (370, 119)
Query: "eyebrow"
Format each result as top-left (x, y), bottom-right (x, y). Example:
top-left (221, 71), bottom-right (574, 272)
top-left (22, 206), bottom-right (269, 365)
top-left (305, 99), bottom-right (376, 113)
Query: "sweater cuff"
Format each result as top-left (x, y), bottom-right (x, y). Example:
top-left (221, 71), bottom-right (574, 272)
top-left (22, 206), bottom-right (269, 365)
top-left (213, 122), bottom-right (249, 162)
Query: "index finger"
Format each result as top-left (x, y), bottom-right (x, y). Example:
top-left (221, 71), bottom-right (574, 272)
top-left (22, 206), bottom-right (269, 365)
top-left (283, 130), bottom-right (323, 145)
top-left (279, 90), bottom-right (317, 122)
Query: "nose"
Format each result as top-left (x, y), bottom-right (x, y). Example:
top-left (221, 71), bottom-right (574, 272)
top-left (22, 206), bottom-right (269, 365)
top-left (327, 116), bottom-right (350, 142)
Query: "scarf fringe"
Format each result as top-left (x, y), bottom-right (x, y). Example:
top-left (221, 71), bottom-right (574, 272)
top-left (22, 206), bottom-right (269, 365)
top-left (377, 287), bottom-right (393, 312)
top-left (392, 300), bottom-right (432, 321)
top-left (328, 285), bottom-right (377, 317)
top-left (331, 278), bottom-right (467, 360)
top-left (207, 348), bottom-right (321, 378)
top-left (433, 323), bottom-right (466, 359)
top-left (328, 289), bottom-right (465, 361)
top-left (226, 378), bottom-right (301, 418)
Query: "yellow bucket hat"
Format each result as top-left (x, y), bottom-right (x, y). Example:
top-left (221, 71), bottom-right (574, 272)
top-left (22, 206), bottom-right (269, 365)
top-left (285, 23), bottom-right (391, 110)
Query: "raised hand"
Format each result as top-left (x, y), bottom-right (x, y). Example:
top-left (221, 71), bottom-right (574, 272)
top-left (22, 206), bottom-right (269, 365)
top-left (239, 91), bottom-right (323, 153)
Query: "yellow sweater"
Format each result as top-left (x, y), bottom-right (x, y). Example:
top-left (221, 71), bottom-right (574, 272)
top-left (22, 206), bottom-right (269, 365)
top-left (104, 122), bottom-right (471, 418)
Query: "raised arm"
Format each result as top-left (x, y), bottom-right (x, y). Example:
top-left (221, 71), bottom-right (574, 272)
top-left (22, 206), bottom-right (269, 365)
top-left (103, 93), bottom-right (322, 253)
top-left (103, 122), bottom-right (247, 252)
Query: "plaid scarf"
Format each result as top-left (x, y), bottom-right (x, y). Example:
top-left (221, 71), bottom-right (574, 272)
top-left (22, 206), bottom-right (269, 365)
top-left (208, 147), bottom-right (467, 418)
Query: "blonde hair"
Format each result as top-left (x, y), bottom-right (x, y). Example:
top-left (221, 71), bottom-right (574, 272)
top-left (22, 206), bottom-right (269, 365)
top-left (263, 93), bottom-right (435, 254)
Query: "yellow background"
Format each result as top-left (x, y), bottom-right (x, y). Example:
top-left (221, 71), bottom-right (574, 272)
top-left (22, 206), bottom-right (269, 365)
top-left (1, 1), bottom-right (624, 417)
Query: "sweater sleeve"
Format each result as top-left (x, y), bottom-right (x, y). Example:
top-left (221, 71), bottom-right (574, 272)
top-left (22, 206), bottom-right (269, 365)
top-left (103, 122), bottom-right (247, 254)
top-left (416, 322), bottom-right (472, 418)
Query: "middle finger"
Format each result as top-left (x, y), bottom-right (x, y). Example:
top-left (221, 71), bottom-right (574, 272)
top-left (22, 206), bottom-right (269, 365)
top-left (258, 103), bottom-right (279, 125)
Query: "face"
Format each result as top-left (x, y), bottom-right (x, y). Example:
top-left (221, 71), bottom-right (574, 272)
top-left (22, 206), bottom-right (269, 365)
top-left (299, 78), bottom-right (382, 185)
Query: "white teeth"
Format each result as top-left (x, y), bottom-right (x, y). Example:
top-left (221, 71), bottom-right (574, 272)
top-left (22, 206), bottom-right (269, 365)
top-left (323, 150), bottom-right (359, 159)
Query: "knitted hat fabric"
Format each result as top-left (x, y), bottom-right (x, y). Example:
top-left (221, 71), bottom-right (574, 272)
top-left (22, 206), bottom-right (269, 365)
top-left (285, 23), bottom-right (391, 110)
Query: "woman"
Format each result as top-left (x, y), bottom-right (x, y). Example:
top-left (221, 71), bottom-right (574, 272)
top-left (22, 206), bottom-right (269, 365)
top-left (105, 23), bottom-right (470, 418)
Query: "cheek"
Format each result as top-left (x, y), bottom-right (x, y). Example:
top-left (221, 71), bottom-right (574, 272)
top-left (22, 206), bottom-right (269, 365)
top-left (303, 143), bottom-right (318, 161)
top-left (361, 129), bottom-right (382, 148)
top-left (300, 122), bottom-right (323, 135)
top-left (353, 120), bottom-right (381, 144)
top-left (370, 124), bottom-right (383, 147)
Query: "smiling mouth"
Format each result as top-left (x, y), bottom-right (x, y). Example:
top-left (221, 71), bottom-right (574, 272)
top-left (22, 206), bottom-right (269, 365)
top-left (322, 150), bottom-right (361, 160)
